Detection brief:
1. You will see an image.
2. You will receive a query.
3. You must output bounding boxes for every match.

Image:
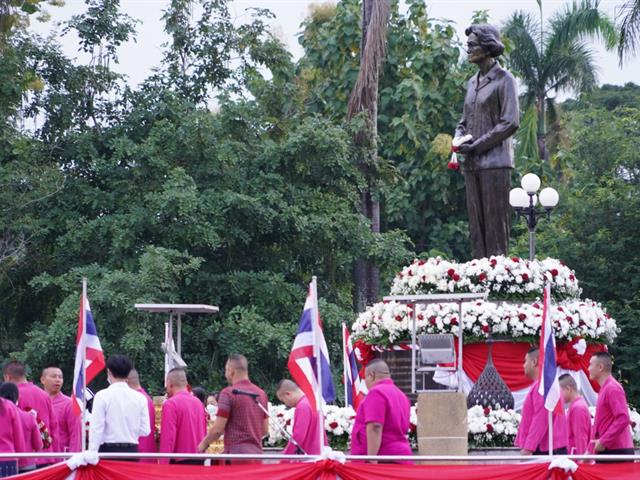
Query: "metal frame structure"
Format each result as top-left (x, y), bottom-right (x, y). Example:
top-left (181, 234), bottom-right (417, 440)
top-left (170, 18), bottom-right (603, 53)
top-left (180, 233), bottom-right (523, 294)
top-left (382, 293), bottom-right (488, 393)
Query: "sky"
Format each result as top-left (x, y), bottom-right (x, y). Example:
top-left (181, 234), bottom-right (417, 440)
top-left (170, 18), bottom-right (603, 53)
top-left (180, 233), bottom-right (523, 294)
top-left (28, 0), bottom-right (640, 96)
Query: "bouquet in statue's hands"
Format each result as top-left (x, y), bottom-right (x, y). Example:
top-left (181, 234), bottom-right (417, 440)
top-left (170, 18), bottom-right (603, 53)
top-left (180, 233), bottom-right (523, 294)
top-left (448, 134), bottom-right (473, 170)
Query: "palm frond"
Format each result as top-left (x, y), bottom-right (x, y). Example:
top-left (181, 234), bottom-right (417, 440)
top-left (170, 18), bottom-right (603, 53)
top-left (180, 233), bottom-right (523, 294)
top-left (515, 104), bottom-right (540, 163)
top-left (502, 12), bottom-right (541, 94)
top-left (544, 40), bottom-right (597, 94)
top-left (546, 0), bottom-right (618, 55)
top-left (618, 0), bottom-right (640, 65)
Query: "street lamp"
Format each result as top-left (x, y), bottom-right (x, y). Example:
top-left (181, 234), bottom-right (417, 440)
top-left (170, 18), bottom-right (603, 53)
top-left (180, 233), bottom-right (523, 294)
top-left (509, 173), bottom-right (559, 261)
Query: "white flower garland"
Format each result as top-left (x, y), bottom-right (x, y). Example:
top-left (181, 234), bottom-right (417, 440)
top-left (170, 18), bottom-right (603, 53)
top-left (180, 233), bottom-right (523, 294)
top-left (351, 298), bottom-right (617, 345)
top-left (391, 256), bottom-right (581, 300)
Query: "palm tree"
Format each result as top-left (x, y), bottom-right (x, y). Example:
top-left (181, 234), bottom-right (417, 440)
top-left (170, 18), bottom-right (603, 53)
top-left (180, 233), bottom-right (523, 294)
top-left (348, 0), bottom-right (390, 311)
top-left (502, 0), bottom-right (617, 161)
top-left (618, 0), bottom-right (640, 64)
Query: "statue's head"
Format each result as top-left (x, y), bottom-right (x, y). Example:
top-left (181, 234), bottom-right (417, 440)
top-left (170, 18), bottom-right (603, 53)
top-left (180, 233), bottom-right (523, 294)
top-left (464, 24), bottom-right (504, 64)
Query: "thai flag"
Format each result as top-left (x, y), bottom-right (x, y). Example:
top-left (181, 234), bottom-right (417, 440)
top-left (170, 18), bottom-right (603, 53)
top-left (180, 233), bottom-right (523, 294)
top-left (287, 278), bottom-right (335, 411)
top-left (537, 284), bottom-right (563, 415)
top-left (342, 323), bottom-right (367, 409)
top-left (71, 291), bottom-right (106, 416)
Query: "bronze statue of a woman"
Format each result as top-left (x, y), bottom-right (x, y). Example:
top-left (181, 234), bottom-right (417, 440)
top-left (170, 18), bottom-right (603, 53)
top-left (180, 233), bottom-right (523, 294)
top-left (454, 24), bottom-right (519, 259)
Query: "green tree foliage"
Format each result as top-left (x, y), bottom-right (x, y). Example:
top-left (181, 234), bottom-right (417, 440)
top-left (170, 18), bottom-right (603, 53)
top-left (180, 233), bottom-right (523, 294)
top-left (519, 90), bottom-right (640, 402)
top-left (0, 0), bottom-right (411, 396)
top-left (297, 0), bottom-right (470, 258)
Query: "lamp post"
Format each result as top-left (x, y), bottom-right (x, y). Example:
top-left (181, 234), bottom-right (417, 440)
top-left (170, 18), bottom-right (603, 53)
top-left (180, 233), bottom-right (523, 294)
top-left (509, 173), bottom-right (559, 261)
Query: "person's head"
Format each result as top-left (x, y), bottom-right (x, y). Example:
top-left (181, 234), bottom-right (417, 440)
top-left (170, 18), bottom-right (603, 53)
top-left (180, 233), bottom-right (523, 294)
top-left (165, 368), bottom-right (188, 397)
top-left (465, 24), bottom-right (504, 65)
top-left (588, 352), bottom-right (613, 385)
top-left (41, 367), bottom-right (64, 396)
top-left (106, 355), bottom-right (133, 382)
top-left (276, 379), bottom-right (303, 408)
top-left (523, 347), bottom-right (539, 380)
top-left (126, 368), bottom-right (141, 389)
top-left (2, 360), bottom-right (26, 383)
top-left (192, 386), bottom-right (207, 406)
top-left (206, 393), bottom-right (218, 407)
top-left (364, 359), bottom-right (391, 390)
top-left (559, 373), bottom-right (579, 404)
top-left (225, 354), bottom-right (249, 385)
top-left (0, 381), bottom-right (19, 404)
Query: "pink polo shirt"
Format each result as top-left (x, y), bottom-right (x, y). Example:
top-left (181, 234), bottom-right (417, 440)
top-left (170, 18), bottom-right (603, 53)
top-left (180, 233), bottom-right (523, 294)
top-left (515, 381), bottom-right (568, 452)
top-left (594, 376), bottom-right (633, 450)
top-left (51, 393), bottom-right (81, 453)
top-left (0, 399), bottom-right (25, 454)
top-left (283, 395), bottom-right (326, 455)
top-left (159, 390), bottom-right (207, 463)
top-left (350, 378), bottom-right (412, 461)
top-left (17, 382), bottom-right (57, 465)
top-left (17, 409), bottom-right (43, 469)
top-left (567, 396), bottom-right (592, 455)
top-left (136, 387), bottom-right (157, 463)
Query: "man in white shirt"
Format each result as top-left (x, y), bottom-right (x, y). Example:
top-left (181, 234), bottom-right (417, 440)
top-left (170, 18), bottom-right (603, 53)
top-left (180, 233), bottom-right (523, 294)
top-left (89, 355), bottom-right (150, 460)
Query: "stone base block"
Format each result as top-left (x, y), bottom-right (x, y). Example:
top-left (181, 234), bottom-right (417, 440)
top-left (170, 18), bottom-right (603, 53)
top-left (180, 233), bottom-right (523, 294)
top-left (417, 392), bottom-right (468, 457)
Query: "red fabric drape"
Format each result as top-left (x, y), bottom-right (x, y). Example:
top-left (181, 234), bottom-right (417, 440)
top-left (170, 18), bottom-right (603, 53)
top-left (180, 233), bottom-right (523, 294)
top-left (9, 460), bottom-right (640, 480)
top-left (556, 340), bottom-right (606, 393)
top-left (456, 342), bottom-right (534, 391)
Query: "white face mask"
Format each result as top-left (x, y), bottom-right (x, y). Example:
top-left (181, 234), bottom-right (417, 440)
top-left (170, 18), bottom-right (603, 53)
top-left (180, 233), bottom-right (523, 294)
top-left (206, 404), bottom-right (218, 417)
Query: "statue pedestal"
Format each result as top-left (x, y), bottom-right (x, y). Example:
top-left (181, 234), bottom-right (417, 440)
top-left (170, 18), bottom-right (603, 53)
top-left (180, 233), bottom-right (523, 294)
top-left (417, 392), bottom-right (468, 458)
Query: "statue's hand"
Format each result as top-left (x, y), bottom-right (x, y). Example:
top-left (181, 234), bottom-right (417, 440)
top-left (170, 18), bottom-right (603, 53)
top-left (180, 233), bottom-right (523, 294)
top-left (457, 141), bottom-right (476, 154)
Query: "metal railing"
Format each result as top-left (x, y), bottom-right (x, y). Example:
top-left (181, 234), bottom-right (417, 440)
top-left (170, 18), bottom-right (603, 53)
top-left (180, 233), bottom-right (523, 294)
top-left (1, 452), bottom-right (639, 463)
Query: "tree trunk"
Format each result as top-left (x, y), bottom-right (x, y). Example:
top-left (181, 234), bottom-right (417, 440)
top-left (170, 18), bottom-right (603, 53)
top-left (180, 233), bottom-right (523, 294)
top-left (349, 0), bottom-right (389, 311)
top-left (537, 94), bottom-right (548, 161)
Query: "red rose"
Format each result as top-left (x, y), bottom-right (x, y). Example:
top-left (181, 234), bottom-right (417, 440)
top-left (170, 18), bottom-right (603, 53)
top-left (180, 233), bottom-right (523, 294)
top-left (286, 419), bottom-right (292, 426)
top-left (418, 314), bottom-right (424, 321)
top-left (566, 315), bottom-right (573, 323)
top-left (409, 423), bottom-right (417, 433)
top-left (522, 273), bottom-right (529, 281)
top-left (569, 274), bottom-right (575, 281)
top-left (550, 268), bottom-right (559, 276)
top-left (478, 273), bottom-right (487, 282)
top-left (482, 325), bottom-right (490, 333)
top-left (277, 413), bottom-right (284, 418)
top-left (490, 259), bottom-right (497, 267)
top-left (395, 315), bottom-right (403, 322)
top-left (418, 260), bottom-right (426, 266)
top-left (329, 422), bottom-right (338, 429)
top-left (511, 257), bottom-right (520, 262)
top-left (447, 268), bottom-right (456, 278)
top-left (453, 274), bottom-right (461, 282)
top-left (486, 424), bottom-right (494, 433)
top-left (451, 317), bottom-right (458, 326)
top-left (447, 160), bottom-right (460, 171)
top-left (429, 316), bottom-right (437, 325)
top-left (408, 270), bottom-right (414, 276)
top-left (557, 306), bottom-right (564, 312)
top-left (519, 313), bottom-right (527, 321)
top-left (483, 407), bottom-right (491, 415)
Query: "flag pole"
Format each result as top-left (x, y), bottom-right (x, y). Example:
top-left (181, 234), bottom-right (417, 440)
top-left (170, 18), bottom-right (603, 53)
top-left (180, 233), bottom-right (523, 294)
top-left (548, 410), bottom-right (553, 457)
top-left (81, 277), bottom-right (88, 451)
top-left (311, 276), bottom-right (324, 451)
top-left (342, 323), bottom-right (348, 408)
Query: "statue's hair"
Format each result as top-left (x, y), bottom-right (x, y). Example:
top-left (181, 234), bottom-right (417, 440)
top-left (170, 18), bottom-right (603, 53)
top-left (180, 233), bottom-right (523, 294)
top-left (465, 24), bottom-right (505, 58)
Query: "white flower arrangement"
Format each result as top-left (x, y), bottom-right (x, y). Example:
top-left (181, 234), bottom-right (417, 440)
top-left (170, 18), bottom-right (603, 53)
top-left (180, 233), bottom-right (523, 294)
top-left (390, 256), bottom-right (581, 301)
top-left (352, 255), bottom-right (617, 346)
top-left (352, 298), bottom-right (617, 346)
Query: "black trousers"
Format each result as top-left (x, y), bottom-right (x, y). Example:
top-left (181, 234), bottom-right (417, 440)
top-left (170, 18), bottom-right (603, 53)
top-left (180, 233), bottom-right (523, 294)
top-left (463, 168), bottom-right (511, 259)
top-left (170, 459), bottom-right (205, 465)
top-left (533, 447), bottom-right (568, 456)
top-left (99, 442), bottom-right (139, 462)
top-left (596, 447), bottom-right (636, 463)
top-left (0, 460), bottom-right (17, 478)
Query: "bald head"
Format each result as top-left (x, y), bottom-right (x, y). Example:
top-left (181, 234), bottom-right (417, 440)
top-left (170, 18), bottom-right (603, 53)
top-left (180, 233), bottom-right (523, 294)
top-left (589, 351), bottom-right (613, 386)
top-left (365, 359), bottom-right (391, 376)
top-left (276, 379), bottom-right (302, 407)
top-left (276, 379), bottom-right (300, 394)
top-left (559, 373), bottom-right (577, 390)
top-left (127, 368), bottom-right (141, 389)
top-left (227, 354), bottom-right (248, 372)
top-left (592, 352), bottom-right (612, 372)
top-left (167, 368), bottom-right (188, 387)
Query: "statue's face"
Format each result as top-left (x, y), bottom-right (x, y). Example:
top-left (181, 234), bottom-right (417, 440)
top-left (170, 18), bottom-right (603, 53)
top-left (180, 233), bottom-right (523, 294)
top-left (467, 32), bottom-right (489, 64)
